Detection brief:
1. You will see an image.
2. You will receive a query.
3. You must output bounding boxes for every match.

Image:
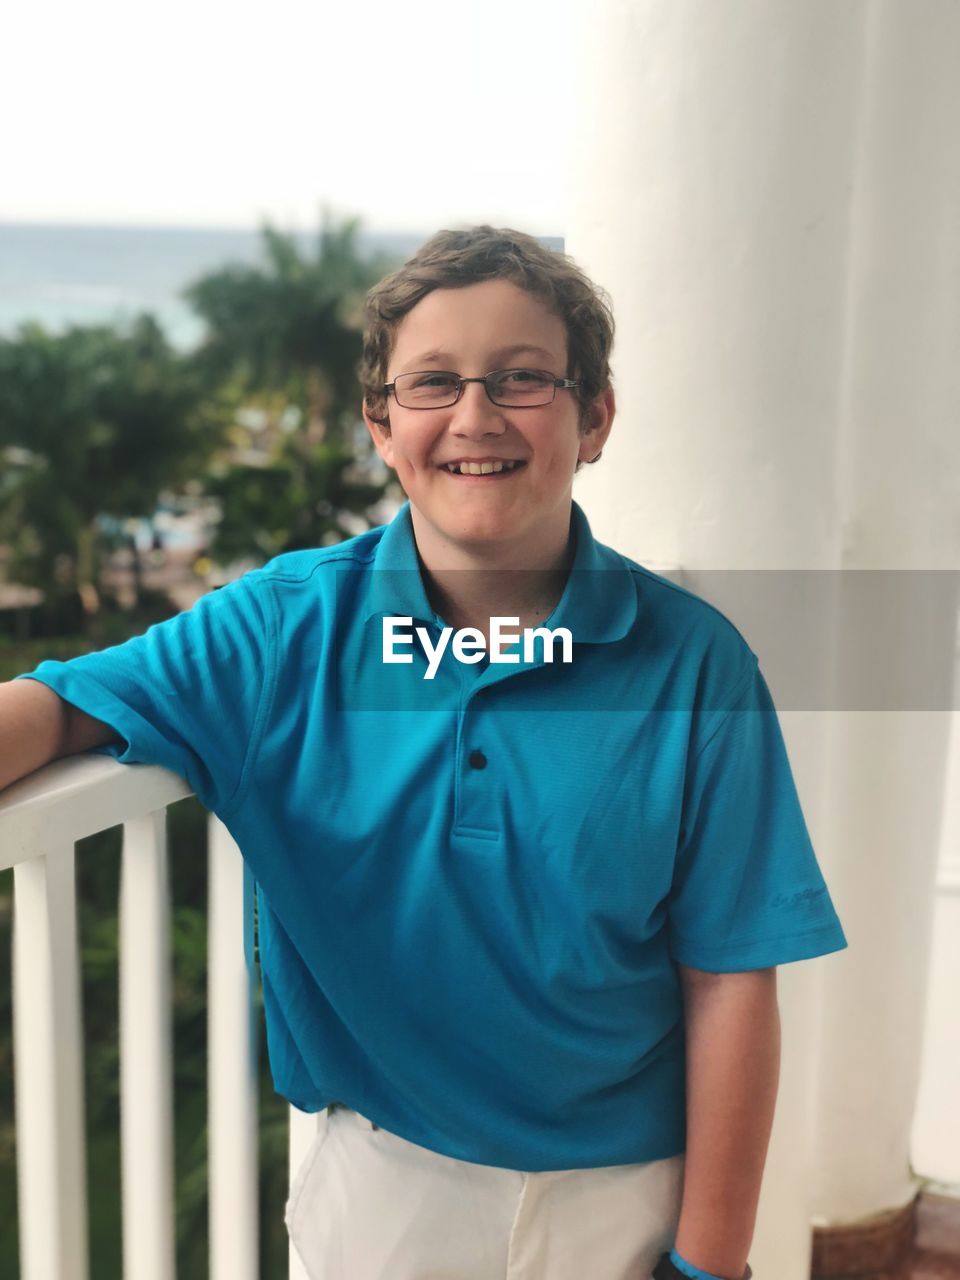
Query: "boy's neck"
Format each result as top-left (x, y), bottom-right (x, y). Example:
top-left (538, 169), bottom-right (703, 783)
top-left (410, 507), bottom-right (576, 637)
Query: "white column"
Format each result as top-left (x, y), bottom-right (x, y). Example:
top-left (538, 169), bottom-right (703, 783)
top-left (810, 0), bottom-right (960, 1217)
top-left (565, 0), bottom-right (960, 1273)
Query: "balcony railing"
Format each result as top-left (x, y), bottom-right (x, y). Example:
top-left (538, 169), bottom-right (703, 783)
top-left (0, 754), bottom-right (316, 1280)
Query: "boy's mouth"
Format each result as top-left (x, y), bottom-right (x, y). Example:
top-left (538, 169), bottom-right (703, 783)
top-left (439, 459), bottom-right (527, 476)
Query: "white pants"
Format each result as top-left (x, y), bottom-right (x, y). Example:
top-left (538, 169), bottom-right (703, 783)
top-left (285, 1106), bottom-right (686, 1280)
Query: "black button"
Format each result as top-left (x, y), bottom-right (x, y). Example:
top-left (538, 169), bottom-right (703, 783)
top-left (468, 750), bottom-right (487, 770)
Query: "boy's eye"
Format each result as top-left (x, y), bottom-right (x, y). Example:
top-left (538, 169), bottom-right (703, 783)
top-left (498, 369), bottom-right (550, 386)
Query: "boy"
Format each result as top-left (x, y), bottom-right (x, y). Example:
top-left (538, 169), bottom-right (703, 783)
top-left (1, 226), bottom-right (846, 1279)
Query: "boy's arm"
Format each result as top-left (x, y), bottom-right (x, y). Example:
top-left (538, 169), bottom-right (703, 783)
top-left (0, 678), bottom-right (123, 793)
top-left (671, 964), bottom-right (781, 1280)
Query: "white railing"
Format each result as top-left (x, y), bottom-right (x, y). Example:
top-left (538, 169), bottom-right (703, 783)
top-left (0, 754), bottom-right (316, 1280)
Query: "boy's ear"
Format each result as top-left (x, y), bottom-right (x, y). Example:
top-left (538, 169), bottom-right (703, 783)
top-left (577, 386), bottom-right (616, 464)
top-left (362, 399), bottom-right (395, 469)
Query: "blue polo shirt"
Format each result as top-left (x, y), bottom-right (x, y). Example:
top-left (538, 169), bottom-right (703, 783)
top-left (16, 499), bottom-right (847, 1171)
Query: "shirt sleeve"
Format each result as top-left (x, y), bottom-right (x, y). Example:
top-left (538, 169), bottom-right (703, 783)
top-left (13, 572), bottom-right (275, 817)
top-left (667, 654), bottom-right (848, 972)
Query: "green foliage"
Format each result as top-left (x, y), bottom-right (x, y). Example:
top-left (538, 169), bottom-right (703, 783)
top-left (0, 315), bottom-right (228, 619)
top-left (206, 436), bottom-right (388, 561)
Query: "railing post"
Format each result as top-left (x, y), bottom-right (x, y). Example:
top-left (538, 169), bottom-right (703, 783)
top-left (12, 844), bottom-right (89, 1280)
top-left (207, 815), bottom-right (259, 1280)
top-left (119, 809), bottom-right (175, 1280)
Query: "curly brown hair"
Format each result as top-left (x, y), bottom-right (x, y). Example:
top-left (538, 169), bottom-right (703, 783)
top-left (357, 226), bottom-right (615, 468)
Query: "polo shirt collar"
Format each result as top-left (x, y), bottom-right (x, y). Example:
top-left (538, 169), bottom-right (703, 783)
top-left (361, 499), bottom-right (637, 646)
top-left (361, 501), bottom-right (437, 626)
top-left (553, 501), bottom-right (638, 643)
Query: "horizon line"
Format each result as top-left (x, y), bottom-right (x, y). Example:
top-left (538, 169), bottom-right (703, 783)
top-left (0, 218), bottom-right (563, 242)
top-left (0, 217), bottom-right (436, 236)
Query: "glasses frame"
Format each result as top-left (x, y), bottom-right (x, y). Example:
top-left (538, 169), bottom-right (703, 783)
top-left (383, 367), bottom-right (583, 410)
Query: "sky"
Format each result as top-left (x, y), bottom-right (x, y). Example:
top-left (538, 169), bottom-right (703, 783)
top-left (4, 0), bottom-right (574, 235)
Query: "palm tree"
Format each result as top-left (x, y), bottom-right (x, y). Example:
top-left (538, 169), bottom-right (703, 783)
top-left (181, 208), bottom-right (402, 565)
top-left (184, 208), bottom-right (399, 445)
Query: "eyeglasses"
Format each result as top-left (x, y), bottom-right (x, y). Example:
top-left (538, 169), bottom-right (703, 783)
top-left (383, 368), bottom-right (582, 410)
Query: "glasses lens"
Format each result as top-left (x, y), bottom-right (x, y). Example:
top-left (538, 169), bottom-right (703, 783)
top-left (393, 372), bottom-right (460, 408)
top-left (392, 369), bottom-right (557, 408)
top-left (488, 369), bottom-right (554, 406)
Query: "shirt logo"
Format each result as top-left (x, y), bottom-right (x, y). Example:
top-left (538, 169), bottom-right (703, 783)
top-left (771, 887), bottom-right (827, 909)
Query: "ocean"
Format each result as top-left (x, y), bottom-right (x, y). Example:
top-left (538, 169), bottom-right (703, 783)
top-left (0, 222), bottom-right (432, 351)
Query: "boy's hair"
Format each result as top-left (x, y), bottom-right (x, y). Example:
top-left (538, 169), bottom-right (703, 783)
top-left (357, 226), bottom-right (615, 468)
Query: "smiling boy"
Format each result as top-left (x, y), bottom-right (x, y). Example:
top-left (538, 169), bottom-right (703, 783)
top-left (362, 276), bottom-right (612, 631)
top-left (2, 226), bottom-right (847, 1280)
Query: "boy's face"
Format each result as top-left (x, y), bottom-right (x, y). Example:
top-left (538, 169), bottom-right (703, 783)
top-left (362, 278), bottom-right (614, 564)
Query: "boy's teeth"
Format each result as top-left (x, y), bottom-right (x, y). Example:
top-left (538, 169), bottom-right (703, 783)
top-left (447, 460), bottom-right (519, 475)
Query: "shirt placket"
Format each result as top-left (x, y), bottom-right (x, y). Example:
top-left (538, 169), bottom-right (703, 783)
top-left (452, 638), bottom-right (536, 842)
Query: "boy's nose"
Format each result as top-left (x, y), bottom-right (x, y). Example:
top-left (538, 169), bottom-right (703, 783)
top-left (449, 381), bottom-right (508, 433)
